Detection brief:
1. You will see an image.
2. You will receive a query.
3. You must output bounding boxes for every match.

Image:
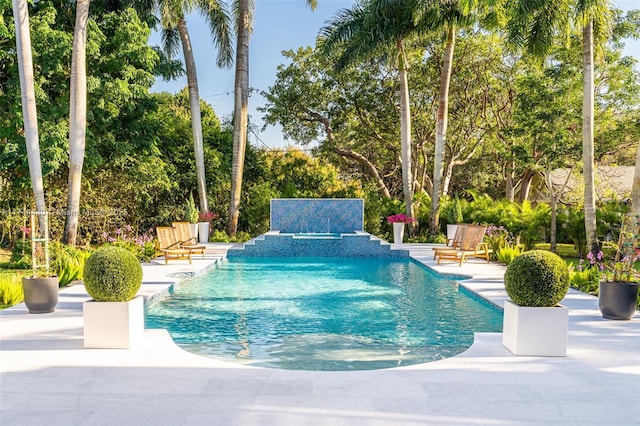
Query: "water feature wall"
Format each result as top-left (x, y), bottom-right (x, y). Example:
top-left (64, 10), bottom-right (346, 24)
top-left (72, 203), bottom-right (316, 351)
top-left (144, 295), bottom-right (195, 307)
top-left (270, 198), bottom-right (364, 234)
top-left (226, 233), bottom-right (409, 258)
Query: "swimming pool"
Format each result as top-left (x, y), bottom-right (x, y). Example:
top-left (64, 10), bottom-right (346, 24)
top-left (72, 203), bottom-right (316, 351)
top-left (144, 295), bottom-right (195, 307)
top-left (145, 257), bottom-right (503, 371)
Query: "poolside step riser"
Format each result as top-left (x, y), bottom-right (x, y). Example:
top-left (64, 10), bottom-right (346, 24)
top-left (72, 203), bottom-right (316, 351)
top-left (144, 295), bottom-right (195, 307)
top-left (227, 234), bottom-right (408, 258)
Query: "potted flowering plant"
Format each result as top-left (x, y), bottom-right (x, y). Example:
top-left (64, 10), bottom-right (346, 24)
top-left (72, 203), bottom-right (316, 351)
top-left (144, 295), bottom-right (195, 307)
top-left (387, 214), bottom-right (416, 244)
top-left (587, 213), bottom-right (639, 320)
top-left (197, 211), bottom-right (218, 243)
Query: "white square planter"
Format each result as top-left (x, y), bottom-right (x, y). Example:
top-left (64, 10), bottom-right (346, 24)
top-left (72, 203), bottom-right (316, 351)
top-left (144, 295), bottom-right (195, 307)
top-left (83, 296), bottom-right (144, 349)
top-left (502, 299), bottom-right (568, 356)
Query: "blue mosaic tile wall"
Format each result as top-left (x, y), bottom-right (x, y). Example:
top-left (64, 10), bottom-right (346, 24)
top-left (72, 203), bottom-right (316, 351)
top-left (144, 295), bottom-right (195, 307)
top-left (226, 234), bottom-right (409, 258)
top-left (270, 199), bottom-right (364, 233)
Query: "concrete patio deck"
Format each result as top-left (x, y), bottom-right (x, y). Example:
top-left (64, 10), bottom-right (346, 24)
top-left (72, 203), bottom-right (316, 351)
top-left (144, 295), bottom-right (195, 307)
top-left (1, 242), bottom-right (639, 425)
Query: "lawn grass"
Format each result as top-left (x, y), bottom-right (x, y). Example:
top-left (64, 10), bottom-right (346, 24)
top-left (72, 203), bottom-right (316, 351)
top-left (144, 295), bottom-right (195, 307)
top-left (533, 243), bottom-right (579, 258)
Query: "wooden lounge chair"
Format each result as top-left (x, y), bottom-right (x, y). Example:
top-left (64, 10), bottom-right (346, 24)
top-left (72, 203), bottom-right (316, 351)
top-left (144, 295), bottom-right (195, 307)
top-left (155, 226), bottom-right (192, 265)
top-left (433, 223), bottom-right (470, 259)
top-left (434, 224), bottom-right (492, 266)
top-left (172, 221), bottom-right (206, 259)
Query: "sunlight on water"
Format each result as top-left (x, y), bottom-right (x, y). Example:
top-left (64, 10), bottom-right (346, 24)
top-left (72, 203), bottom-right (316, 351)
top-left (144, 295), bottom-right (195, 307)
top-left (145, 257), bottom-right (502, 371)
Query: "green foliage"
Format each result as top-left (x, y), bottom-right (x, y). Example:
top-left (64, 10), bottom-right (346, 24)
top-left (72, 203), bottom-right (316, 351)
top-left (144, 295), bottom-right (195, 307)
top-left (496, 246), bottom-right (523, 265)
top-left (99, 226), bottom-right (156, 263)
top-left (209, 230), bottom-right (230, 242)
top-left (0, 273), bottom-right (23, 308)
top-left (568, 263), bottom-right (600, 295)
top-left (484, 225), bottom-right (515, 259)
top-left (447, 194), bottom-right (464, 224)
top-left (83, 246), bottom-right (142, 302)
top-left (504, 250), bottom-right (570, 307)
top-left (9, 239), bottom-right (31, 269)
top-left (231, 232), bottom-right (252, 243)
top-left (185, 193), bottom-right (199, 224)
top-left (209, 230), bottom-right (252, 243)
top-left (51, 243), bottom-right (91, 287)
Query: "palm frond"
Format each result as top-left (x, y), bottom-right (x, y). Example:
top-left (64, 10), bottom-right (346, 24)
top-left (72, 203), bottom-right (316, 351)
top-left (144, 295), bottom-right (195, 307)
top-left (197, 0), bottom-right (234, 67)
top-left (319, 0), bottom-right (420, 71)
top-left (161, 27), bottom-right (181, 59)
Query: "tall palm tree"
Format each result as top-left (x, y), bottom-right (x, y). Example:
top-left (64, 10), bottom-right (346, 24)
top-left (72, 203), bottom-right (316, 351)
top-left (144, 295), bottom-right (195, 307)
top-left (227, 0), bottom-right (252, 236)
top-left (149, 0), bottom-right (233, 214)
top-left (12, 0), bottom-right (47, 229)
top-left (228, 0), bottom-right (317, 236)
top-left (420, 0), bottom-right (497, 236)
top-left (508, 0), bottom-right (612, 253)
top-left (64, 0), bottom-right (90, 245)
top-left (319, 0), bottom-right (418, 225)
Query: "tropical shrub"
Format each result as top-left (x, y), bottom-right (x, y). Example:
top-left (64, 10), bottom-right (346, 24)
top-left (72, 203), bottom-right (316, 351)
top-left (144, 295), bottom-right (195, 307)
top-left (51, 243), bottom-right (92, 287)
top-left (209, 230), bottom-right (230, 242)
top-left (558, 207), bottom-right (587, 258)
top-left (568, 262), bottom-right (600, 295)
top-left (504, 250), bottom-right (570, 307)
top-left (83, 246), bottom-right (142, 302)
top-left (496, 245), bottom-right (523, 265)
top-left (0, 273), bottom-right (23, 308)
top-left (485, 225), bottom-right (515, 259)
top-left (9, 238), bottom-right (31, 269)
top-left (447, 194), bottom-right (464, 224)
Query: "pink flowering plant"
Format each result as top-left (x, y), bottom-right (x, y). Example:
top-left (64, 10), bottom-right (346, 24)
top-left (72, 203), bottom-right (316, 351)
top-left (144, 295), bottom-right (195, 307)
top-left (585, 213), bottom-right (640, 284)
top-left (484, 225), bottom-right (515, 255)
top-left (100, 225), bottom-right (156, 262)
top-left (387, 214), bottom-right (416, 224)
top-left (198, 211), bottom-right (218, 223)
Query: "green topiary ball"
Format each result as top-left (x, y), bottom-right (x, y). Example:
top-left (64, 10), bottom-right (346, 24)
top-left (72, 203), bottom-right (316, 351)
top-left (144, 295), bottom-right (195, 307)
top-left (504, 250), bottom-right (570, 307)
top-left (83, 246), bottom-right (142, 302)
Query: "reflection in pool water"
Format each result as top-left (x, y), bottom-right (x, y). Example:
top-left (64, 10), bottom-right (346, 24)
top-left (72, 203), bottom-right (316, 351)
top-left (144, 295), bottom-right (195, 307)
top-left (145, 257), bottom-right (503, 371)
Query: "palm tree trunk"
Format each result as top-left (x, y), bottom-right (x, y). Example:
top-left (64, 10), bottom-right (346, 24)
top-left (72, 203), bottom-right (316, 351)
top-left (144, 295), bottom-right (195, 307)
top-left (177, 19), bottom-right (208, 214)
top-left (582, 20), bottom-right (598, 253)
top-left (631, 142), bottom-right (640, 216)
top-left (64, 0), bottom-right (90, 246)
top-left (228, 0), bottom-right (251, 236)
top-left (429, 25), bottom-right (455, 236)
top-left (397, 40), bottom-right (414, 224)
top-left (12, 0), bottom-right (46, 229)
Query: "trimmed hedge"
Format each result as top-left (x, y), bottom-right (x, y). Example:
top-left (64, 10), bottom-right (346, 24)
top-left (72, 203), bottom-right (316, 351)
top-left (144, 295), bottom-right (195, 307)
top-left (83, 246), bottom-right (142, 302)
top-left (504, 250), bottom-right (569, 307)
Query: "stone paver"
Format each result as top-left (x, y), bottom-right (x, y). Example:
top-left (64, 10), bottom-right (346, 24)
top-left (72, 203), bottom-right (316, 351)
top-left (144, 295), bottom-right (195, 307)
top-left (1, 242), bottom-right (638, 426)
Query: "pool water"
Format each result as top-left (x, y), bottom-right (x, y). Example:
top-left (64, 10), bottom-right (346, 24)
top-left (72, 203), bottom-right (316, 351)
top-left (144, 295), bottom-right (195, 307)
top-left (145, 257), bottom-right (503, 371)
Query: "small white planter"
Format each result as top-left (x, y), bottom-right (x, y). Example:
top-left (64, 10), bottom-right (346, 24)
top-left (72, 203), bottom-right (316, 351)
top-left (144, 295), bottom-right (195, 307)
top-left (189, 223), bottom-right (198, 240)
top-left (502, 300), bottom-right (568, 356)
top-left (83, 296), bottom-right (144, 349)
top-left (197, 222), bottom-right (209, 243)
top-left (393, 222), bottom-right (405, 244)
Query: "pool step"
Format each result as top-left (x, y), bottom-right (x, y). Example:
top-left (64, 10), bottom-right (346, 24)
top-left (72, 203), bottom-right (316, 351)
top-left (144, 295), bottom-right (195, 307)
top-left (227, 232), bottom-right (408, 258)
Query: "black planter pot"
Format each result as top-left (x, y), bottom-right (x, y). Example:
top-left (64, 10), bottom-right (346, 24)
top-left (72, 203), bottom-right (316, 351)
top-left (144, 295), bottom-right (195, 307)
top-left (22, 276), bottom-right (59, 314)
top-left (598, 281), bottom-right (640, 320)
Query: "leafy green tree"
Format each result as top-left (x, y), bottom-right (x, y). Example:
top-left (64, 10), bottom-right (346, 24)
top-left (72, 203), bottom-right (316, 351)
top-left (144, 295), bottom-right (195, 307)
top-left (507, 0), bottom-right (613, 255)
top-left (260, 46), bottom-right (412, 200)
top-left (239, 148), bottom-right (363, 234)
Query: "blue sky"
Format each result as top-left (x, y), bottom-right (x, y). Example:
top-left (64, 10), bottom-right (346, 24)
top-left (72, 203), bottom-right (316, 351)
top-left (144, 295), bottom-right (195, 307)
top-left (150, 0), bottom-right (640, 149)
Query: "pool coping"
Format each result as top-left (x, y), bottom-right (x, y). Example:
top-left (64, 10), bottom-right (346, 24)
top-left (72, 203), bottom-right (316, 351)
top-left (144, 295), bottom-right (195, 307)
top-left (1, 242), bottom-right (639, 425)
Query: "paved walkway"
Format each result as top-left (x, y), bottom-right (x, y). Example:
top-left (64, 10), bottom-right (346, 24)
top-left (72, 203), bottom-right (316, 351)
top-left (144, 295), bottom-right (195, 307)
top-left (1, 243), bottom-right (639, 425)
